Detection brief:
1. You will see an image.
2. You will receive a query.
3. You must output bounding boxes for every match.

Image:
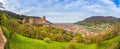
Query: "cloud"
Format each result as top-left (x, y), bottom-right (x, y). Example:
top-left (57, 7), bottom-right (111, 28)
top-left (45, 12), bottom-right (86, 23)
top-left (2, 0), bottom-right (120, 23)
top-left (100, 0), bottom-right (120, 12)
top-left (4, 0), bottom-right (21, 12)
top-left (0, 0), bottom-right (4, 2)
top-left (83, 4), bottom-right (106, 13)
top-left (18, 8), bottom-right (32, 14)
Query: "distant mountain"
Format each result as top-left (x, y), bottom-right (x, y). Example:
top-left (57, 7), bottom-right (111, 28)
top-left (118, 18), bottom-right (120, 21)
top-left (84, 16), bottom-right (118, 22)
top-left (75, 16), bottom-right (120, 26)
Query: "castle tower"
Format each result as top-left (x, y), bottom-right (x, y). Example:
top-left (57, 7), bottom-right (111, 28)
top-left (42, 16), bottom-right (46, 24)
top-left (29, 17), bottom-right (33, 24)
top-left (22, 18), bottom-right (26, 24)
top-left (43, 16), bottom-right (46, 21)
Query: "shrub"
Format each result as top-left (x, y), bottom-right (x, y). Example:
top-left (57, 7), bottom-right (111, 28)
top-left (95, 36), bottom-right (103, 45)
top-left (83, 36), bottom-right (93, 44)
top-left (44, 37), bottom-right (51, 43)
top-left (68, 42), bottom-right (76, 49)
top-left (111, 23), bottom-right (120, 37)
top-left (53, 34), bottom-right (65, 42)
top-left (76, 34), bottom-right (83, 43)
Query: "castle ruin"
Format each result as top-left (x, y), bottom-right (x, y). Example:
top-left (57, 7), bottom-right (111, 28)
top-left (22, 16), bottom-right (49, 26)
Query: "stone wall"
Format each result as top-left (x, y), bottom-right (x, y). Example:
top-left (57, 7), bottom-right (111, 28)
top-left (22, 16), bottom-right (48, 25)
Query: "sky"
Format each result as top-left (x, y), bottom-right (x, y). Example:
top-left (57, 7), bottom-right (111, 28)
top-left (0, 0), bottom-right (120, 23)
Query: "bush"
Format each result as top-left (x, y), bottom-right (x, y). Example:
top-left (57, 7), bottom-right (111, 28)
top-left (76, 34), bottom-right (83, 43)
top-left (83, 36), bottom-right (93, 44)
top-left (53, 34), bottom-right (65, 42)
top-left (44, 37), bottom-right (51, 43)
top-left (69, 42), bottom-right (76, 49)
top-left (111, 23), bottom-right (120, 37)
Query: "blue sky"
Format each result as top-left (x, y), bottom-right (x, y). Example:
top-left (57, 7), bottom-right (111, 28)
top-left (1, 0), bottom-right (120, 23)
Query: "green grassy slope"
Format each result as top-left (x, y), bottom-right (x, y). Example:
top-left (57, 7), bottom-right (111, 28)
top-left (2, 27), bottom-right (120, 49)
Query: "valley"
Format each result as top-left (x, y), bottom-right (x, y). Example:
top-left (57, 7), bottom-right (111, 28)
top-left (0, 11), bottom-right (119, 49)
top-left (53, 23), bottom-right (114, 36)
top-left (0, 0), bottom-right (120, 49)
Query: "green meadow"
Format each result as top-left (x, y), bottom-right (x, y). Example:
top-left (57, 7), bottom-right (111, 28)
top-left (2, 27), bottom-right (120, 49)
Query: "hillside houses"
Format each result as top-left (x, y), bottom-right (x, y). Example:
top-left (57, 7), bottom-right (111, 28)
top-left (53, 23), bottom-right (114, 37)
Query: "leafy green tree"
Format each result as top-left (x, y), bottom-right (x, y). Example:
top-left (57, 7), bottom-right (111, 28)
top-left (0, 13), bottom-right (7, 25)
top-left (0, 13), bottom-right (19, 38)
top-left (111, 23), bottom-right (120, 37)
top-left (44, 37), bottom-right (51, 43)
top-left (94, 34), bottom-right (104, 45)
top-left (69, 43), bottom-right (76, 49)
top-left (53, 34), bottom-right (65, 42)
top-left (63, 34), bottom-right (72, 41)
top-left (6, 18), bottom-right (20, 38)
top-left (104, 31), bottom-right (112, 40)
top-left (75, 33), bottom-right (83, 43)
top-left (0, 13), bottom-right (20, 49)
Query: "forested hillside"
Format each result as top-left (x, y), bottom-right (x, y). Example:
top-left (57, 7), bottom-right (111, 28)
top-left (76, 16), bottom-right (120, 26)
